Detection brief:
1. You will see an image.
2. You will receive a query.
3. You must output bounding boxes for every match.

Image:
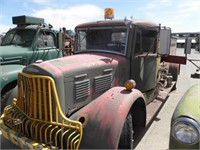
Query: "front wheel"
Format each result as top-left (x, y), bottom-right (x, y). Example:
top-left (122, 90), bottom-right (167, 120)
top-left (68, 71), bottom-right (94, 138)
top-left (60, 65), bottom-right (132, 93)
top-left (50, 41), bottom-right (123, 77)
top-left (118, 113), bottom-right (134, 149)
top-left (1, 82), bottom-right (17, 113)
top-left (1, 89), bottom-right (13, 113)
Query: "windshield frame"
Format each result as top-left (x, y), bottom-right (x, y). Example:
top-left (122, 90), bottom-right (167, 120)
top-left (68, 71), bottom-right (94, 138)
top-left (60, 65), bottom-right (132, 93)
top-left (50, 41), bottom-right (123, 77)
top-left (75, 26), bottom-right (129, 56)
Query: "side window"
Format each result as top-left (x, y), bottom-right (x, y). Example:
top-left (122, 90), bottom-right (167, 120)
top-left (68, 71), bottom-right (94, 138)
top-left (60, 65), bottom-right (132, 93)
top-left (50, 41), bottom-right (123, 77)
top-left (37, 31), bottom-right (55, 48)
top-left (134, 31), bottom-right (142, 54)
top-left (134, 28), bottom-right (158, 54)
top-left (141, 30), bottom-right (157, 53)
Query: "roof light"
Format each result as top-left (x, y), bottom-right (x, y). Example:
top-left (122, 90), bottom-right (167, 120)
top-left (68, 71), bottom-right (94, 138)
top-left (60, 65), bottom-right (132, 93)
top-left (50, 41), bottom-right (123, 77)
top-left (12, 15), bottom-right (44, 25)
top-left (104, 8), bottom-right (114, 20)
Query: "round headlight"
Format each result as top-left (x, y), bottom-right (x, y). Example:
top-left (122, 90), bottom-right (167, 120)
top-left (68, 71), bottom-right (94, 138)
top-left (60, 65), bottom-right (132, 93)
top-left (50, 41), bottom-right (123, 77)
top-left (172, 118), bottom-right (200, 145)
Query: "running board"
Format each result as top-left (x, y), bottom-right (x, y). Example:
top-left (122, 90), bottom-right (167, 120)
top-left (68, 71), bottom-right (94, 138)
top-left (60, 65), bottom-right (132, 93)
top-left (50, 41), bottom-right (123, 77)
top-left (146, 82), bottom-right (175, 127)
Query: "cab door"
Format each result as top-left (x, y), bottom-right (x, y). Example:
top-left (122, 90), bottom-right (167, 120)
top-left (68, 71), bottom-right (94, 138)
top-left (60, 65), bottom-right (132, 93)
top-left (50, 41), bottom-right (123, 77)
top-left (31, 30), bottom-right (61, 63)
top-left (131, 26), bottom-right (159, 93)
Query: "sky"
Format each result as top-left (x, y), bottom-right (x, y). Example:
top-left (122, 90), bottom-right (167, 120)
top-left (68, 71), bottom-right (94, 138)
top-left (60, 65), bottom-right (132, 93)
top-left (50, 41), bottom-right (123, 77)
top-left (0, 0), bottom-right (200, 34)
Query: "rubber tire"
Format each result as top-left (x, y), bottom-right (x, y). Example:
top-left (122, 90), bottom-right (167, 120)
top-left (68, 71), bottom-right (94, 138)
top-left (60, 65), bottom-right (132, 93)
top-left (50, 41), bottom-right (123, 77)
top-left (118, 113), bottom-right (134, 149)
top-left (1, 89), bottom-right (13, 113)
top-left (168, 63), bottom-right (179, 90)
top-left (1, 81), bottom-right (17, 113)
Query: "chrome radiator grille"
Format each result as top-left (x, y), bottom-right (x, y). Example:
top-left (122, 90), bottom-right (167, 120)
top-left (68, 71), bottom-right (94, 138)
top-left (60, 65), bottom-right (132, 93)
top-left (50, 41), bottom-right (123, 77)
top-left (3, 72), bottom-right (83, 149)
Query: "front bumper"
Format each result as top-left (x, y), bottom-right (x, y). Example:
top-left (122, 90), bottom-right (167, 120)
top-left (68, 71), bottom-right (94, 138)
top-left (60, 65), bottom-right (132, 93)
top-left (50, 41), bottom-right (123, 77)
top-left (0, 119), bottom-right (50, 149)
top-left (0, 72), bottom-right (83, 149)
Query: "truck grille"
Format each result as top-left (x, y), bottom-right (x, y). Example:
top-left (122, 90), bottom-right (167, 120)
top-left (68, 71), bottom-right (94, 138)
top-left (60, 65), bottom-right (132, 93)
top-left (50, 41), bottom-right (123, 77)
top-left (74, 79), bottom-right (90, 100)
top-left (3, 72), bottom-right (82, 149)
top-left (94, 74), bottom-right (112, 92)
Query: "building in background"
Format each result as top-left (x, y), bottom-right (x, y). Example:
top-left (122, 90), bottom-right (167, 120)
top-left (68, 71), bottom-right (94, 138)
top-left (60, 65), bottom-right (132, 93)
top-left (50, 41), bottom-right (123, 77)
top-left (172, 32), bottom-right (199, 49)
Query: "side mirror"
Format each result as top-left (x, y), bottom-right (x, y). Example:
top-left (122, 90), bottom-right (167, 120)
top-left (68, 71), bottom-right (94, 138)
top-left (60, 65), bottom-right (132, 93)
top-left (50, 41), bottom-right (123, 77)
top-left (184, 37), bottom-right (191, 54)
top-left (159, 28), bottom-right (171, 55)
top-left (56, 31), bottom-right (64, 50)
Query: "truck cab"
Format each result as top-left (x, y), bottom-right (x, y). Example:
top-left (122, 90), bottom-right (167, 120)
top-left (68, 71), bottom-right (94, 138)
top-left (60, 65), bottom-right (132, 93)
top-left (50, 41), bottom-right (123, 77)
top-left (0, 16), bottom-right (63, 110)
top-left (73, 19), bottom-right (172, 103)
top-left (0, 9), bottom-right (183, 149)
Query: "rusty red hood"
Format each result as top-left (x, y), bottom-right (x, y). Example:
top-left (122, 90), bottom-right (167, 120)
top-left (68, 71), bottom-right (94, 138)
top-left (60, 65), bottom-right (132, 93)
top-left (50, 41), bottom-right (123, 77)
top-left (22, 52), bottom-right (129, 114)
top-left (23, 52), bottom-right (127, 78)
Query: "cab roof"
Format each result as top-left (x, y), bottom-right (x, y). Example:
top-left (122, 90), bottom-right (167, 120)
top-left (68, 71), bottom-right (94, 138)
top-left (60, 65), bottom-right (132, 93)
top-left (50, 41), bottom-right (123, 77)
top-left (75, 19), bottom-right (158, 29)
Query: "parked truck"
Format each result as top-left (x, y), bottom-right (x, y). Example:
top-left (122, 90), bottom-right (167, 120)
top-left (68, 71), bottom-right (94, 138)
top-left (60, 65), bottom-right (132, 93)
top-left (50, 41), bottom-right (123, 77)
top-left (0, 16), bottom-right (73, 111)
top-left (0, 9), bottom-right (188, 149)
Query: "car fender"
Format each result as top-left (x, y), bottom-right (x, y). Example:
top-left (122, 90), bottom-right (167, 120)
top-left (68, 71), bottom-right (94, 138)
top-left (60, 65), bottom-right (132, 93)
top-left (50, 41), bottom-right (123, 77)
top-left (70, 86), bottom-right (146, 149)
top-left (169, 84), bottom-right (200, 149)
top-left (0, 65), bottom-right (25, 91)
top-left (172, 84), bottom-right (200, 123)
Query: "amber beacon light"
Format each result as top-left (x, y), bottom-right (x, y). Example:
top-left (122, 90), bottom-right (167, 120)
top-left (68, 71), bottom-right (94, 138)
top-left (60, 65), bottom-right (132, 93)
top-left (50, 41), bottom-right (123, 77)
top-left (104, 8), bottom-right (114, 20)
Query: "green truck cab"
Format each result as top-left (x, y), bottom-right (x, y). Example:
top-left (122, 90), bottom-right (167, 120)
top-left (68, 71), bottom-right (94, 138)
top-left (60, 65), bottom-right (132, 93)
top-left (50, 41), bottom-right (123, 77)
top-left (0, 15), bottom-right (63, 110)
top-left (0, 9), bottom-right (187, 149)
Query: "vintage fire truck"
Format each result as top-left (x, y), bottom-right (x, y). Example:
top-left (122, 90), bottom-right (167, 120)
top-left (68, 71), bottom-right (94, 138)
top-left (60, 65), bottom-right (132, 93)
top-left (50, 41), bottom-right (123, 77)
top-left (0, 16), bottom-right (74, 111)
top-left (0, 9), bottom-right (187, 149)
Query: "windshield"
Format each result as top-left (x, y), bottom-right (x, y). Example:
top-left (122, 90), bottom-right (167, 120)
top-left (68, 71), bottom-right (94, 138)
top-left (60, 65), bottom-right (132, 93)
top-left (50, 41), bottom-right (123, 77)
top-left (2, 29), bottom-right (36, 47)
top-left (76, 26), bottom-right (128, 55)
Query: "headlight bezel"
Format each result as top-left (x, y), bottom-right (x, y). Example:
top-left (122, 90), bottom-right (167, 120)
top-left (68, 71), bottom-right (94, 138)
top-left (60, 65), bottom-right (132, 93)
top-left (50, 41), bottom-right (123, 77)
top-left (172, 117), bottom-right (200, 145)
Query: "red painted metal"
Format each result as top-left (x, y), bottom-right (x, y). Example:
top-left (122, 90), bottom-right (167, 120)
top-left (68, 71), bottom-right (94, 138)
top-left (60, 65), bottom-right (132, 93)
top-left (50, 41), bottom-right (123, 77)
top-left (70, 86), bottom-right (145, 149)
top-left (161, 55), bottom-right (187, 65)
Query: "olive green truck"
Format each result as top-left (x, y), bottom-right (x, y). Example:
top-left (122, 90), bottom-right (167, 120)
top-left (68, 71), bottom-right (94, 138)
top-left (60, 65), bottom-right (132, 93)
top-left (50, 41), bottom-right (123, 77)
top-left (0, 15), bottom-right (65, 111)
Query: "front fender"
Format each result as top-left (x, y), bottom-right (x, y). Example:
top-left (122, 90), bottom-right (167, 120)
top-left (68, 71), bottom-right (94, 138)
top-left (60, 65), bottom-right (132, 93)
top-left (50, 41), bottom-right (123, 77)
top-left (172, 84), bottom-right (200, 123)
top-left (0, 65), bottom-right (25, 91)
top-left (70, 86), bottom-right (146, 149)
